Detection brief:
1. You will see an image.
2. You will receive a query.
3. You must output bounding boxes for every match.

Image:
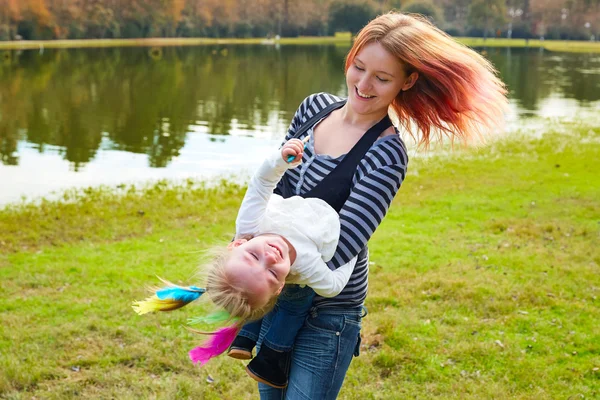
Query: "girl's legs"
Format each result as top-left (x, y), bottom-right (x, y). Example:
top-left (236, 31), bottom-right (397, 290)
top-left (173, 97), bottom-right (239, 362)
top-left (257, 306), bottom-right (364, 400)
top-left (234, 285), bottom-right (315, 350)
top-left (229, 318), bottom-right (263, 359)
top-left (238, 319), bottom-right (262, 342)
top-left (263, 285), bottom-right (315, 351)
top-left (247, 285), bottom-right (315, 388)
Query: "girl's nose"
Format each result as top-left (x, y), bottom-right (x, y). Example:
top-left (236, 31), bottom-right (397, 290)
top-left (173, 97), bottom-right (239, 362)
top-left (264, 250), bottom-right (278, 264)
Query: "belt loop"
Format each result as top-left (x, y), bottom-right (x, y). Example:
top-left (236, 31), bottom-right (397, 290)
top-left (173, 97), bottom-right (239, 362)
top-left (360, 306), bottom-right (368, 318)
top-left (309, 307), bottom-right (318, 318)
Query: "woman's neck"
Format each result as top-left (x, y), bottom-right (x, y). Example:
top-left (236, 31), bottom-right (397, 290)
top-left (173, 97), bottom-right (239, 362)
top-left (339, 104), bottom-right (388, 130)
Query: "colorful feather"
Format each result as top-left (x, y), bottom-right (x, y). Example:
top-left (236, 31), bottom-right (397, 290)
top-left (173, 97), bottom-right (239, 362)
top-left (187, 310), bottom-right (234, 326)
top-left (188, 324), bottom-right (240, 366)
top-left (132, 283), bottom-right (206, 315)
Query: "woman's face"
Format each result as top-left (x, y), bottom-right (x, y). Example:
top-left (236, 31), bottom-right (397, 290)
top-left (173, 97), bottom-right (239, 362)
top-left (346, 41), bottom-right (415, 118)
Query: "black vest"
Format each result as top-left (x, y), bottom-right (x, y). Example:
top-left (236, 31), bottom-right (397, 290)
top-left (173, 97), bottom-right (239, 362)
top-left (275, 104), bottom-right (392, 213)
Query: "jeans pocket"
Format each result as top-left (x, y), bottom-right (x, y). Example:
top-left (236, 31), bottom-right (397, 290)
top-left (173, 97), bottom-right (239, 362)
top-left (305, 313), bottom-right (345, 334)
top-left (342, 315), bottom-right (362, 358)
top-left (344, 314), bottom-right (362, 329)
top-left (353, 332), bottom-right (362, 357)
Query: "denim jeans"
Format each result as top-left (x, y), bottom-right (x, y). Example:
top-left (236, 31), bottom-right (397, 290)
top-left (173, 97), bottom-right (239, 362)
top-left (238, 284), bottom-right (316, 352)
top-left (256, 305), bottom-right (365, 400)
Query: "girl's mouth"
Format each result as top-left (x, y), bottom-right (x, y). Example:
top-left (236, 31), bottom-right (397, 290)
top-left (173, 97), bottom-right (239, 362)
top-left (268, 244), bottom-right (282, 259)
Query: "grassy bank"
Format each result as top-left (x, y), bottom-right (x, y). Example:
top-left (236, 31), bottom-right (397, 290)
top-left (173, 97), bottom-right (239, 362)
top-left (0, 36), bottom-right (599, 53)
top-left (1, 121), bottom-right (599, 399)
top-left (0, 36), bottom-right (352, 50)
top-left (458, 37), bottom-right (600, 53)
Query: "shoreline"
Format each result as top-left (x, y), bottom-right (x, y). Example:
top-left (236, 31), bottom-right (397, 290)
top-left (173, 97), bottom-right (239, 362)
top-left (0, 36), bottom-right (352, 50)
top-left (2, 117), bottom-right (599, 211)
top-left (0, 36), bottom-right (599, 53)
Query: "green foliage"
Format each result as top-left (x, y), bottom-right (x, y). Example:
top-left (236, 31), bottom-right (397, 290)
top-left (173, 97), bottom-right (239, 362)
top-left (467, 0), bottom-right (507, 38)
top-left (401, 1), bottom-right (445, 25)
top-left (1, 0), bottom-right (599, 41)
top-left (385, 0), bottom-right (403, 10)
top-left (0, 24), bottom-right (9, 41)
top-left (328, 1), bottom-right (377, 35)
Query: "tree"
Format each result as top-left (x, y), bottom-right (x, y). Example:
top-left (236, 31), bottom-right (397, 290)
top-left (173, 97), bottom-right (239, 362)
top-left (0, 0), bottom-right (23, 40)
top-left (328, 1), bottom-right (376, 35)
top-left (19, 0), bottom-right (53, 39)
top-left (401, 1), bottom-right (445, 25)
top-left (467, 0), bottom-right (507, 39)
top-left (84, 1), bottom-right (117, 38)
top-left (46, 0), bottom-right (80, 39)
top-left (1, 0), bottom-right (597, 41)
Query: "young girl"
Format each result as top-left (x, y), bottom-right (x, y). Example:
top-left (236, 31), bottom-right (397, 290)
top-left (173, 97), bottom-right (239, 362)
top-left (133, 136), bottom-right (362, 387)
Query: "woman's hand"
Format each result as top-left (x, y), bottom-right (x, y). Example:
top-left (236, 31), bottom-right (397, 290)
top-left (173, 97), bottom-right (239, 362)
top-left (281, 138), bottom-right (305, 163)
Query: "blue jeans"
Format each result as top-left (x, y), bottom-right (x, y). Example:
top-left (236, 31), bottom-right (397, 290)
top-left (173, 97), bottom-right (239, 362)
top-left (257, 305), bottom-right (365, 400)
top-left (238, 284), bottom-right (315, 352)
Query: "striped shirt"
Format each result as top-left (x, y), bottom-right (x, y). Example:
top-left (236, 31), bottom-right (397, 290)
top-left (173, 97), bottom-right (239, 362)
top-left (280, 93), bottom-right (409, 308)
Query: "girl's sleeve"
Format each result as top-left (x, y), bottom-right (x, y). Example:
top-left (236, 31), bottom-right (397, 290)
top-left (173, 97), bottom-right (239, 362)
top-left (235, 152), bottom-right (299, 237)
top-left (293, 255), bottom-right (358, 298)
top-left (327, 145), bottom-right (408, 269)
top-left (236, 93), bottom-right (317, 236)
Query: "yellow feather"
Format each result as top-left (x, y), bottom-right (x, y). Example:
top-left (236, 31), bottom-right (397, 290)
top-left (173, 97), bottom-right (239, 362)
top-left (132, 295), bottom-right (186, 315)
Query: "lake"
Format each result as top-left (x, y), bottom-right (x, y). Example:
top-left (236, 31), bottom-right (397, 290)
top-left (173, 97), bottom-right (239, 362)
top-left (1, 45), bottom-right (599, 205)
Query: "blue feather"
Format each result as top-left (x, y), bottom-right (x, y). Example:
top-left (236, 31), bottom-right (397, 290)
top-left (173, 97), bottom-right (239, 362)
top-left (156, 286), bottom-right (206, 303)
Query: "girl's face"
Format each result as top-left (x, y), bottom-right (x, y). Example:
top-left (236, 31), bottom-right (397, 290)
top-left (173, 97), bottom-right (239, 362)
top-left (346, 41), bottom-right (417, 118)
top-left (224, 234), bottom-right (290, 308)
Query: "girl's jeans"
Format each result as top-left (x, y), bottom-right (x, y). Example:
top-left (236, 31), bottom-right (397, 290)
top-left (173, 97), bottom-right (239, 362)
top-left (238, 284), bottom-right (316, 351)
top-left (257, 304), bottom-right (365, 400)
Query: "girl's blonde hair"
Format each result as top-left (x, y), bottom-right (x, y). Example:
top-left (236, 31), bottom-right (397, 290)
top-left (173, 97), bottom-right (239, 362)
top-left (204, 244), bottom-right (277, 324)
top-left (345, 12), bottom-right (509, 147)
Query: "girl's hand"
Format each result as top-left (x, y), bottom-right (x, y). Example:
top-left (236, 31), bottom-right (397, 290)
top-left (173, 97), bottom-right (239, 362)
top-left (281, 138), bottom-right (304, 163)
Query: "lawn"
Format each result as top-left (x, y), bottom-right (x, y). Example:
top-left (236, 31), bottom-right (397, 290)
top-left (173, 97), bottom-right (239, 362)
top-left (0, 120), bottom-right (598, 399)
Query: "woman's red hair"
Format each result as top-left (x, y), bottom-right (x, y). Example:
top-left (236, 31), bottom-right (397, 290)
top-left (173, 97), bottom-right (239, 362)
top-left (346, 12), bottom-right (509, 147)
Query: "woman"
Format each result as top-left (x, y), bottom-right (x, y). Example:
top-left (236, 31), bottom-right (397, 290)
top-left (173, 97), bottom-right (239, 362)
top-left (255, 12), bottom-right (508, 399)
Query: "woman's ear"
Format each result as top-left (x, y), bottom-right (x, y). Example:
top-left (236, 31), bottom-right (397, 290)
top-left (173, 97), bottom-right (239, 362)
top-left (227, 239), bottom-right (247, 250)
top-left (401, 71), bottom-right (419, 91)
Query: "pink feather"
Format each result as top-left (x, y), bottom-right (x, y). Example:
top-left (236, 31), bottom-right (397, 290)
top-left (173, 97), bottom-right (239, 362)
top-left (188, 324), bottom-right (240, 366)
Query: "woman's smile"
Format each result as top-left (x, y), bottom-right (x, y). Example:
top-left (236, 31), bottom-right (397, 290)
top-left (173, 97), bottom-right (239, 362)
top-left (355, 87), bottom-right (375, 99)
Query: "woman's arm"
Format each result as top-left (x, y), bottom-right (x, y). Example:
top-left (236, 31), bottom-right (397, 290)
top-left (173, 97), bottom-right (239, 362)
top-left (327, 140), bottom-right (408, 269)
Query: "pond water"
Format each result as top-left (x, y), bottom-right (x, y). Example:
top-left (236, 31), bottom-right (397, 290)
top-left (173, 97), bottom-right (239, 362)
top-left (0, 45), bottom-right (599, 205)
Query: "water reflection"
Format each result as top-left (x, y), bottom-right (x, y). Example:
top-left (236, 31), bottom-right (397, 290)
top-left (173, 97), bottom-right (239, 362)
top-left (0, 45), bottom-right (349, 170)
top-left (0, 45), bottom-right (598, 203)
top-left (485, 47), bottom-right (600, 112)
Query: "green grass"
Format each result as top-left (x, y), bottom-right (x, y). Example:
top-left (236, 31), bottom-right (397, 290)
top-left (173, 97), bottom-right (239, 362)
top-left (0, 36), bottom-right (353, 50)
top-left (1, 121), bottom-right (599, 399)
top-left (0, 36), bottom-right (599, 53)
top-left (458, 37), bottom-right (600, 53)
